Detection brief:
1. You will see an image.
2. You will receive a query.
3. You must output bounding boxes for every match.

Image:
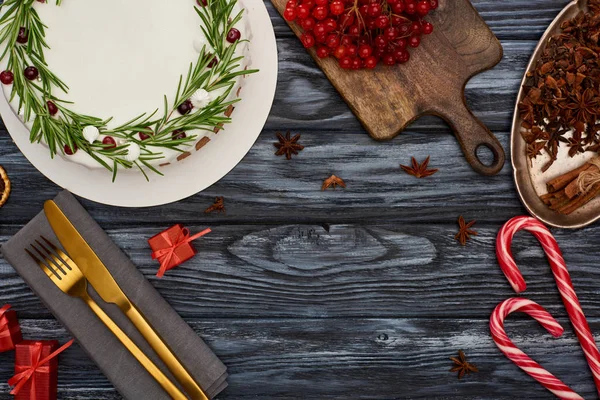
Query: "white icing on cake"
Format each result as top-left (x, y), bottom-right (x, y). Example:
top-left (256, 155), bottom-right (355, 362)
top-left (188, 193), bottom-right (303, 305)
top-left (0, 0), bottom-right (251, 170)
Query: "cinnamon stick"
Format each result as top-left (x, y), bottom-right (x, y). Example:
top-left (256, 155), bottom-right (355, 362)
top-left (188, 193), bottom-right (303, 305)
top-left (546, 162), bottom-right (592, 192)
top-left (558, 183), bottom-right (600, 215)
top-left (563, 164), bottom-right (598, 199)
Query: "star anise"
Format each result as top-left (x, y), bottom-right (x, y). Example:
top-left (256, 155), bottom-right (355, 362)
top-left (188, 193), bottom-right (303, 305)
top-left (322, 175), bottom-right (346, 191)
top-left (564, 88), bottom-right (599, 124)
top-left (518, 4), bottom-right (600, 166)
top-left (205, 197), bottom-right (226, 214)
top-left (274, 131), bottom-right (304, 160)
top-left (400, 156), bottom-right (438, 178)
top-left (526, 141), bottom-right (546, 160)
top-left (450, 350), bottom-right (479, 379)
top-left (455, 216), bottom-right (477, 246)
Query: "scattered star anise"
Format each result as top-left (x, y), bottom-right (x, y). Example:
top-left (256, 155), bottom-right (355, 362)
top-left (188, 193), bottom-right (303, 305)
top-left (274, 131), bottom-right (304, 160)
top-left (400, 156), bottom-right (438, 178)
top-left (450, 350), bottom-right (478, 379)
top-left (455, 216), bottom-right (477, 246)
top-left (0, 165), bottom-right (10, 208)
top-left (518, 1), bottom-right (600, 169)
top-left (205, 197), bottom-right (226, 214)
top-left (322, 175), bottom-right (346, 191)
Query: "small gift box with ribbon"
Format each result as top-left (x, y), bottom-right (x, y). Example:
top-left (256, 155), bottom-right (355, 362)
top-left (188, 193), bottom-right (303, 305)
top-left (9, 339), bottom-right (73, 400)
top-left (0, 304), bottom-right (22, 353)
top-left (149, 224), bottom-right (211, 278)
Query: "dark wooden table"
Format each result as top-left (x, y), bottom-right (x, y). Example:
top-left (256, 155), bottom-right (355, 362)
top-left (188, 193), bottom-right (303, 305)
top-left (0, 1), bottom-right (598, 398)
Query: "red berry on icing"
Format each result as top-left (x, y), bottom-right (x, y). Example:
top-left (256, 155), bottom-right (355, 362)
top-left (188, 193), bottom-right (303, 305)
top-left (226, 28), bottom-right (241, 43)
top-left (102, 136), bottom-right (117, 149)
top-left (196, 0), bottom-right (207, 6)
top-left (24, 66), bottom-right (38, 80)
top-left (0, 70), bottom-right (14, 85)
top-left (139, 131), bottom-right (152, 140)
top-left (46, 101), bottom-right (58, 116)
top-left (64, 144), bottom-right (77, 155)
top-left (177, 99), bottom-right (193, 115)
top-left (208, 57), bottom-right (218, 68)
top-left (172, 130), bottom-right (187, 140)
top-left (16, 27), bottom-right (28, 44)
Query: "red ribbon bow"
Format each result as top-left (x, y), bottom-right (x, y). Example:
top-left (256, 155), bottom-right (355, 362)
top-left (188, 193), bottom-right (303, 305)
top-left (0, 304), bottom-right (15, 341)
top-left (8, 339), bottom-right (74, 399)
top-left (151, 227), bottom-right (211, 277)
top-left (0, 304), bottom-right (11, 327)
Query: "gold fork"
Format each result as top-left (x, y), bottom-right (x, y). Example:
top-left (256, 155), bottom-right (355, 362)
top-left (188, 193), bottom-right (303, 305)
top-left (26, 237), bottom-right (187, 400)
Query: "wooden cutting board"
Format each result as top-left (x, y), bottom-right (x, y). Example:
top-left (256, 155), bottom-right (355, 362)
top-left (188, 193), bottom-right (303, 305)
top-left (271, 0), bottom-right (505, 176)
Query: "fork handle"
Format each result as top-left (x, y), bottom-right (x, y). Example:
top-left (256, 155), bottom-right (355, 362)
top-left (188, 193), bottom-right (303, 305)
top-left (124, 304), bottom-right (208, 400)
top-left (83, 296), bottom-right (188, 400)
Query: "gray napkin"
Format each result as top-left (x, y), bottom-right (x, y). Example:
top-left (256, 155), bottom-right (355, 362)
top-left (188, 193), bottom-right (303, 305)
top-left (0, 190), bottom-right (227, 399)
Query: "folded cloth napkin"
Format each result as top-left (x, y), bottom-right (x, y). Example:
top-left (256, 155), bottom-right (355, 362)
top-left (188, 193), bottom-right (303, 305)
top-left (1, 190), bottom-right (227, 399)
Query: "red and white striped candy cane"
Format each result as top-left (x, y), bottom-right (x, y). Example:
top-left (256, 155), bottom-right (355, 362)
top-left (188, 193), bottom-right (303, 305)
top-left (497, 216), bottom-right (600, 395)
top-left (490, 297), bottom-right (583, 400)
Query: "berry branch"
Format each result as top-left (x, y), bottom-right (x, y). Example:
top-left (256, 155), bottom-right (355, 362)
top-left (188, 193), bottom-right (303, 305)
top-left (284, 0), bottom-right (438, 69)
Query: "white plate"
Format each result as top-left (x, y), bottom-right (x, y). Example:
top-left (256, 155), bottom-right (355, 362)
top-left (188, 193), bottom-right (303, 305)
top-left (0, 0), bottom-right (277, 207)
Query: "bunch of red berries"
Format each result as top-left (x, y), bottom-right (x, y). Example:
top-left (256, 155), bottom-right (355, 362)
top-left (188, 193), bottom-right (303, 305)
top-left (283, 0), bottom-right (438, 69)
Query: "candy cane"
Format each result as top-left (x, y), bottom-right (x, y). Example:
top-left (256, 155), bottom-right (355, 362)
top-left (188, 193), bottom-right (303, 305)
top-left (497, 216), bottom-right (600, 395)
top-left (490, 298), bottom-right (583, 400)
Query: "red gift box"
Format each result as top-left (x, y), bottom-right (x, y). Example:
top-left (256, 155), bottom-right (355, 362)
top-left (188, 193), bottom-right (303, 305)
top-left (9, 339), bottom-right (73, 400)
top-left (149, 224), bottom-right (210, 277)
top-left (0, 305), bottom-right (22, 352)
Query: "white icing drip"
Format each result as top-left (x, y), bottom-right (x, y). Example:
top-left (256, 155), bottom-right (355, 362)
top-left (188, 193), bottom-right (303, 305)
top-left (124, 142), bottom-right (141, 162)
top-left (82, 126), bottom-right (99, 144)
top-left (191, 88), bottom-right (211, 108)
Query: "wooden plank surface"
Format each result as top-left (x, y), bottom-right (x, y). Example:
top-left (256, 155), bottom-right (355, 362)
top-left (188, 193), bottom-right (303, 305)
top-left (0, 0), bottom-right (595, 399)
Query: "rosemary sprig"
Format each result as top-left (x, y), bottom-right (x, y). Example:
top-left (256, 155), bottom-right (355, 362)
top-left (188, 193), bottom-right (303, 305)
top-left (0, 0), bottom-right (256, 180)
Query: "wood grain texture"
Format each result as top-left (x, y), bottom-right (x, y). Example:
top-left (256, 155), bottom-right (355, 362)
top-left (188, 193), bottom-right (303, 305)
top-left (0, 0), bottom-right (596, 399)
top-left (0, 318), bottom-right (598, 399)
top-left (2, 223), bottom-right (600, 321)
top-left (271, 0), bottom-right (506, 175)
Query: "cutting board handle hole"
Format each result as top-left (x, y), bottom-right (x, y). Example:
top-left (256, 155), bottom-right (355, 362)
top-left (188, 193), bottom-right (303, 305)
top-left (475, 144), bottom-right (497, 167)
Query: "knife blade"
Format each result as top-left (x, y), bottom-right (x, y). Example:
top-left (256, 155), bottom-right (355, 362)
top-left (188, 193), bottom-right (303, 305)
top-left (44, 200), bottom-right (208, 400)
top-left (44, 200), bottom-right (126, 305)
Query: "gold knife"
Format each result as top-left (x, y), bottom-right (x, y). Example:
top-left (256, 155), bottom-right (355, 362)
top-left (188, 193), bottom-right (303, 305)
top-left (44, 200), bottom-right (208, 400)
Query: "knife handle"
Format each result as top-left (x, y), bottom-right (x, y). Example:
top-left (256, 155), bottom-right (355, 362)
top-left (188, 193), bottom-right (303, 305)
top-left (83, 295), bottom-right (188, 400)
top-left (124, 304), bottom-right (208, 400)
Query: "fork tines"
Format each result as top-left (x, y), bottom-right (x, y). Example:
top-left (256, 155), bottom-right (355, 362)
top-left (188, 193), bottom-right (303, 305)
top-left (26, 236), bottom-right (72, 279)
